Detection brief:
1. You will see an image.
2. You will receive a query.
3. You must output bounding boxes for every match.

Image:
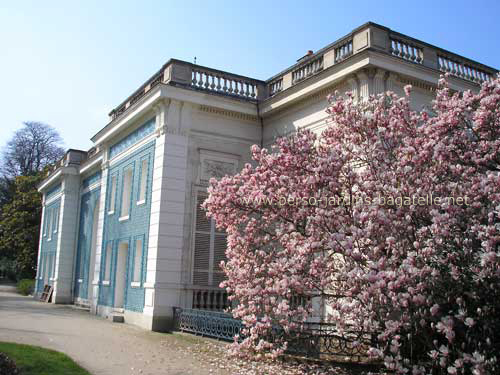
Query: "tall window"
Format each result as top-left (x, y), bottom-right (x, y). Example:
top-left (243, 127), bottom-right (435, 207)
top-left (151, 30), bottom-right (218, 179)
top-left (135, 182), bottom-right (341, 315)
top-left (120, 167), bottom-right (133, 219)
top-left (108, 174), bottom-right (117, 214)
top-left (132, 237), bottom-right (143, 283)
top-left (52, 255), bottom-right (56, 278)
top-left (193, 192), bottom-right (227, 286)
top-left (53, 207), bottom-right (59, 234)
top-left (39, 255), bottom-right (45, 279)
top-left (104, 242), bottom-right (112, 282)
top-left (47, 209), bottom-right (53, 240)
top-left (137, 159), bottom-right (148, 204)
top-left (43, 210), bottom-right (48, 237)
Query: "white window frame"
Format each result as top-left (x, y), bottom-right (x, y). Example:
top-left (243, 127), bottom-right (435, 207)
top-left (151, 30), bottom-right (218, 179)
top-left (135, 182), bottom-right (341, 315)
top-left (131, 236), bottom-right (143, 285)
top-left (47, 209), bottom-right (53, 241)
top-left (42, 212), bottom-right (47, 237)
top-left (53, 206), bottom-right (59, 234)
top-left (49, 254), bottom-right (56, 280)
top-left (137, 157), bottom-right (148, 205)
top-left (103, 242), bottom-right (113, 285)
top-left (108, 174), bottom-right (117, 215)
top-left (38, 254), bottom-right (45, 280)
top-left (119, 165), bottom-right (134, 221)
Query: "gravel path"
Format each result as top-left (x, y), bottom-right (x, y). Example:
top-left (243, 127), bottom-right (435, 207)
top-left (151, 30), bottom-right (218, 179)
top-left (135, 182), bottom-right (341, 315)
top-left (0, 287), bottom-right (376, 375)
top-left (0, 288), bottom-right (231, 375)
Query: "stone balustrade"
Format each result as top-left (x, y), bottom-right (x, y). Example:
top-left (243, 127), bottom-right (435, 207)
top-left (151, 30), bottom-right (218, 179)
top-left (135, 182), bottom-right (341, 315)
top-left (390, 37), bottom-right (423, 64)
top-left (109, 60), bottom-right (265, 121)
top-left (191, 67), bottom-right (259, 99)
top-left (269, 77), bottom-right (283, 96)
top-left (107, 23), bottom-right (497, 121)
top-left (438, 54), bottom-right (492, 83)
top-left (190, 287), bottom-right (230, 311)
top-left (334, 39), bottom-right (353, 63)
top-left (265, 23), bottom-right (496, 98)
top-left (292, 55), bottom-right (324, 84)
top-left (109, 70), bottom-right (164, 120)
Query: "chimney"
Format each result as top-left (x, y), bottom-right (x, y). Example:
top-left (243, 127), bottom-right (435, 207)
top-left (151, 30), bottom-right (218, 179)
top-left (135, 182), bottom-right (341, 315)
top-left (297, 50), bottom-right (314, 62)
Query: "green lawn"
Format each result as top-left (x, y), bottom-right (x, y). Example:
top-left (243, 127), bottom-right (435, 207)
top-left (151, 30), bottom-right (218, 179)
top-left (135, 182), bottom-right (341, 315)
top-left (0, 342), bottom-right (90, 375)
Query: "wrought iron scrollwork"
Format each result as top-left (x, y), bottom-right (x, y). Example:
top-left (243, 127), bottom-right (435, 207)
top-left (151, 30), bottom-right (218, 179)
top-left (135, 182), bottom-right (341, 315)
top-left (280, 322), bottom-right (375, 360)
top-left (173, 308), bottom-right (376, 361)
top-left (173, 307), bottom-right (243, 341)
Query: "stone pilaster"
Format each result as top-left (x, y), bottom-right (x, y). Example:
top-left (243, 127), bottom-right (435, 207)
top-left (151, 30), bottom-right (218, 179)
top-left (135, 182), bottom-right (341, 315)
top-left (357, 70), bottom-right (370, 102)
top-left (373, 68), bottom-right (386, 95)
top-left (346, 75), bottom-right (359, 101)
top-left (144, 100), bottom-right (189, 331)
top-left (90, 153), bottom-right (109, 314)
top-left (52, 173), bottom-right (80, 303)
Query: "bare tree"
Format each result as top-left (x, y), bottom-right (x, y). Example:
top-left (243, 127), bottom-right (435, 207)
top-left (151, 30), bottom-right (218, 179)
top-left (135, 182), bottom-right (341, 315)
top-left (2, 122), bottom-right (65, 178)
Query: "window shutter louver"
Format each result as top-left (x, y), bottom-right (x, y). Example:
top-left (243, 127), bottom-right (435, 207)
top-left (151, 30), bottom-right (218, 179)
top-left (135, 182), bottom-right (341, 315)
top-left (193, 192), bottom-right (228, 287)
top-left (212, 234), bottom-right (227, 286)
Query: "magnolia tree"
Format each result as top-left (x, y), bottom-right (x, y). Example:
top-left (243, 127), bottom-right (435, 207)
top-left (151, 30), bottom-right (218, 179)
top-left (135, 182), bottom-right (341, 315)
top-left (203, 76), bottom-right (500, 374)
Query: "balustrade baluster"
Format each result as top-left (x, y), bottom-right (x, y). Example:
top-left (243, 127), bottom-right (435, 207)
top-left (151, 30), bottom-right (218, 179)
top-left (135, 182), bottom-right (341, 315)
top-left (458, 63), bottom-right (465, 78)
top-left (203, 291), bottom-right (208, 309)
top-left (216, 76), bottom-right (221, 91)
top-left (196, 291), bottom-right (200, 309)
top-left (215, 292), bottom-right (220, 310)
top-left (203, 72), bottom-right (210, 89)
top-left (474, 69), bottom-right (480, 82)
top-left (470, 67), bottom-right (474, 81)
top-left (210, 291), bottom-right (215, 309)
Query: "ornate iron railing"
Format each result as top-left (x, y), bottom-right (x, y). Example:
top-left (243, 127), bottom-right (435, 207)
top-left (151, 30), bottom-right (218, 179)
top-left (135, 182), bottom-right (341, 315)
top-left (173, 307), bottom-right (377, 361)
top-left (275, 322), bottom-right (375, 361)
top-left (173, 307), bottom-right (243, 341)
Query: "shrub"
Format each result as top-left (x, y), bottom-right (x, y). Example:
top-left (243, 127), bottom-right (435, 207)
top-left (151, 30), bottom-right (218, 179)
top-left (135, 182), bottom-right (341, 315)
top-left (16, 279), bottom-right (35, 296)
top-left (0, 258), bottom-right (17, 281)
top-left (0, 352), bottom-right (19, 375)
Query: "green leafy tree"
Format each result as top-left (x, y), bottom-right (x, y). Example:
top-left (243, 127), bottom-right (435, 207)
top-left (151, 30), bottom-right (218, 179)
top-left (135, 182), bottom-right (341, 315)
top-left (0, 173), bottom-right (44, 279)
top-left (0, 122), bottom-right (64, 280)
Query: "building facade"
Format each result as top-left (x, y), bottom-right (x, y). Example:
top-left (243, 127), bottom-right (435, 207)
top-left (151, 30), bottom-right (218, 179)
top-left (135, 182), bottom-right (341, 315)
top-left (35, 22), bottom-right (497, 331)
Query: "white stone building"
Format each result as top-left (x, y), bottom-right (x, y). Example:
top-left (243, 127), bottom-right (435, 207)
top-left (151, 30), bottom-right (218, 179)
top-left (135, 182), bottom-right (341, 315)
top-left (35, 22), bottom-right (497, 331)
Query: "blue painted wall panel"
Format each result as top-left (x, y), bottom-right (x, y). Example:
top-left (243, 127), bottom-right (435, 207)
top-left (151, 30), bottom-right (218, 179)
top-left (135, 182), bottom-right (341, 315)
top-left (109, 119), bottom-right (155, 159)
top-left (99, 140), bottom-right (155, 312)
top-left (82, 171), bottom-right (102, 189)
top-left (74, 188), bottom-right (100, 299)
top-left (36, 198), bottom-right (61, 293)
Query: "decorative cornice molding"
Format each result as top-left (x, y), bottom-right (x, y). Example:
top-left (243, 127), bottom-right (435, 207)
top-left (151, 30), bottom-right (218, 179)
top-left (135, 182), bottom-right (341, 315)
top-left (396, 75), bottom-right (437, 92)
top-left (163, 126), bottom-right (189, 137)
top-left (198, 105), bottom-right (259, 123)
top-left (264, 81), bottom-right (344, 121)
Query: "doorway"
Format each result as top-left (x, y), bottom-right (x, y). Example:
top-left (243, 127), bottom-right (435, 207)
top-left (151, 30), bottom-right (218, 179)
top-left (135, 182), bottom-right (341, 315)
top-left (114, 241), bottom-right (128, 309)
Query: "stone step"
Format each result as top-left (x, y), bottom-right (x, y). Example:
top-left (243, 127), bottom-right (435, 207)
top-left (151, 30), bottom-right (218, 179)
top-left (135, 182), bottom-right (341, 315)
top-left (109, 314), bottom-right (124, 323)
top-left (72, 303), bottom-right (90, 311)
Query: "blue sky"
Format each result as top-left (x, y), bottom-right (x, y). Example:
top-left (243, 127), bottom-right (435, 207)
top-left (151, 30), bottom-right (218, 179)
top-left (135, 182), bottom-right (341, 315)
top-left (1, 0), bottom-right (498, 151)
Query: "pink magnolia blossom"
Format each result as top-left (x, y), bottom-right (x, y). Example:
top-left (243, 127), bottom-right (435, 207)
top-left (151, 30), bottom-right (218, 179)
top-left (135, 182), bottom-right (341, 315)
top-left (204, 75), bottom-right (500, 374)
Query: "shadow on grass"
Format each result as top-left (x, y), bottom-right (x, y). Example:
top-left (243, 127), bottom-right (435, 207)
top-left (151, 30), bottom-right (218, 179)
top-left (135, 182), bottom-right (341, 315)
top-left (0, 342), bottom-right (90, 375)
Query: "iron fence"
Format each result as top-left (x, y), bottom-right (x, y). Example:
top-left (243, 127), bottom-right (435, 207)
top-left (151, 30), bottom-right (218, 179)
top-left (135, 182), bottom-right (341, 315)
top-left (172, 308), bottom-right (376, 361)
top-left (173, 307), bottom-right (243, 341)
top-left (276, 322), bottom-right (375, 361)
